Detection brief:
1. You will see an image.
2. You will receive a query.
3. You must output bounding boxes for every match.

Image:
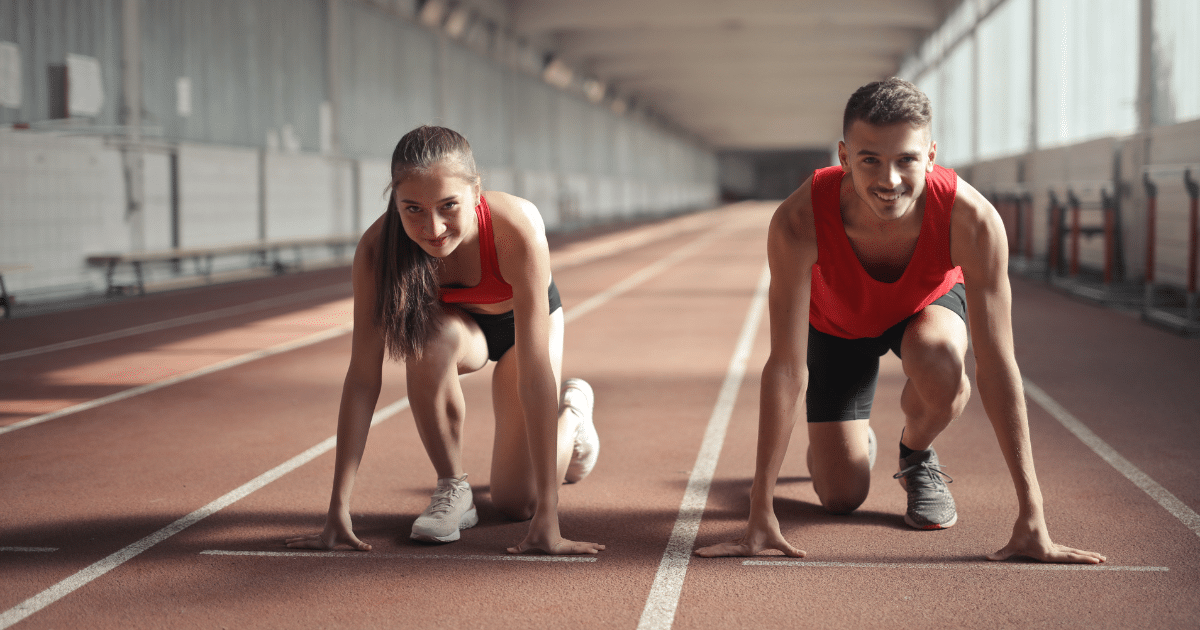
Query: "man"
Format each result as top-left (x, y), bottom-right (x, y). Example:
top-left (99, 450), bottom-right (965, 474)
top-left (696, 79), bottom-right (1104, 563)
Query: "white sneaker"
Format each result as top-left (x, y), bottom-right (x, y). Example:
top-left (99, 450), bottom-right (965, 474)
top-left (562, 378), bottom-right (598, 484)
top-left (410, 474), bottom-right (478, 543)
top-left (867, 425), bottom-right (877, 471)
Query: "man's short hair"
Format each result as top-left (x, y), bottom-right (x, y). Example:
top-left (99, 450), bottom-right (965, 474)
top-left (842, 78), bottom-right (933, 137)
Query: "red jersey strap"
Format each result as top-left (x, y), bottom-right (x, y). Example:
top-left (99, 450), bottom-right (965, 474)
top-left (439, 195), bottom-right (515, 305)
top-left (808, 164), bottom-right (964, 339)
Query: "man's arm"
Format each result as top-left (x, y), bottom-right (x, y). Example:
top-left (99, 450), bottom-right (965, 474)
top-left (695, 181), bottom-right (818, 558)
top-left (951, 180), bottom-right (1105, 564)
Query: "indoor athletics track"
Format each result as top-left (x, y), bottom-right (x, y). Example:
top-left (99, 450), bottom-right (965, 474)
top-left (1, 202), bottom-right (1198, 629)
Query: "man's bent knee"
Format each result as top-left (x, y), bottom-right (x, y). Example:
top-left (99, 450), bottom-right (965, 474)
top-left (814, 477), bottom-right (870, 515)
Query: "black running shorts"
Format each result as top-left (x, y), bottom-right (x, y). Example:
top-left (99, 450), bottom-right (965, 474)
top-left (805, 283), bottom-right (967, 423)
top-left (464, 279), bottom-right (563, 362)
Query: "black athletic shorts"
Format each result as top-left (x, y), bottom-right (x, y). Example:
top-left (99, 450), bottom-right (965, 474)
top-left (806, 283), bottom-right (967, 423)
top-left (464, 279), bottom-right (563, 362)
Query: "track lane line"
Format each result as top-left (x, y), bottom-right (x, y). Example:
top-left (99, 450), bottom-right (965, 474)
top-left (0, 548), bottom-right (57, 553)
top-left (0, 283), bottom-right (352, 363)
top-left (199, 550), bottom-right (597, 562)
top-left (0, 219), bottom-right (733, 627)
top-left (637, 264), bottom-right (771, 630)
top-left (1023, 378), bottom-right (1200, 539)
top-left (0, 325), bottom-right (353, 436)
top-left (742, 560), bottom-right (1168, 572)
top-left (0, 395), bottom-right (410, 630)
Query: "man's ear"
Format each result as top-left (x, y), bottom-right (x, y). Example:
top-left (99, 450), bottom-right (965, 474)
top-left (837, 141), bottom-right (849, 170)
top-left (926, 140), bottom-right (937, 172)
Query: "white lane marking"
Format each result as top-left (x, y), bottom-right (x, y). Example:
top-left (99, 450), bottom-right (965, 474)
top-left (0, 325), bottom-right (352, 437)
top-left (565, 228), bottom-right (724, 324)
top-left (200, 550), bottom-right (596, 562)
top-left (637, 264), bottom-right (771, 630)
top-left (0, 396), bottom-right (410, 630)
top-left (550, 209), bottom-right (725, 271)
top-left (743, 560), bottom-right (1168, 572)
top-left (1023, 379), bottom-right (1200, 540)
top-left (0, 283), bottom-right (352, 363)
top-left (0, 547), bottom-right (57, 553)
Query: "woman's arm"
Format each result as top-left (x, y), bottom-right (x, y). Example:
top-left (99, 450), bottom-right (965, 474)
top-left (287, 224), bottom-right (387, 551)
top-left (490, 192), bottom-right (603, 555)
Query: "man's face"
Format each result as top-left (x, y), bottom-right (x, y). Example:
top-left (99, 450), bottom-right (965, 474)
top-left (838, 120), bottom-right (937, 222)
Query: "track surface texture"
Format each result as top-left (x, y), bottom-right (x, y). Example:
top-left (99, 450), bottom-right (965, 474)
top-left (1, 203), bottom-right (1197, 629)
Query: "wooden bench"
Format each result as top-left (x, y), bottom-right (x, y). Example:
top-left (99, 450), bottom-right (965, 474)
top-left (86, 235), bottom-right (360, 296)
top-left (0, 264), bottom-right (31, 318)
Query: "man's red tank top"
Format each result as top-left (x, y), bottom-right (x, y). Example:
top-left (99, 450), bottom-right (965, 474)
top-left (438, 196), bottom-right (514, 305)
top-left (809, 164), bottom-right (964, 339)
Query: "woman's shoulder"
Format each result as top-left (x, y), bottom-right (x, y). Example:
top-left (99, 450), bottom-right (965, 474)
top-left (483, 191), bottom-right (545, 245)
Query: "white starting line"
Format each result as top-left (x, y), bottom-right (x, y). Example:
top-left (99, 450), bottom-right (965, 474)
top-left (200, 550), bottom-right (597, 563)
top-left (743, 560), bottom-right (1169, 572)
top-left (0, 547), bottom-right (58, 553)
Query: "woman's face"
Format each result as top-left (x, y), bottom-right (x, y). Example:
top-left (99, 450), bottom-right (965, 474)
top-left (393, 161), bottom-right (479, 258)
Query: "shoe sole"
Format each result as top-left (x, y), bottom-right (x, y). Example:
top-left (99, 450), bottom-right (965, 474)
top-left (410, 506), bottom-right (479, 543)
top-left (903, 512), bottom-right (958, 530)
top-left (563, 379), bottom-right (597, 484)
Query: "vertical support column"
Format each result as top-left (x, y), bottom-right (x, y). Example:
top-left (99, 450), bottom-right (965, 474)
top-left (1022, 193), bottom-right (1035, 260)
top-left (1143, 172), bottom-right (1157, 310)
top-left (325, 0), bottom-right (341, 157)
top-left (1102, 188), bottom-right (1115, 286)
top-left (1186, 169), bottom-right (1199, 319)
top-left (1136, 0), bottom-right (1155, 131)
top-left (1028, 0), bottom-right (1039, 153)
top-left (121, 0), bottom-right (145, 252)
top-left (1068, 190), bottom-right (1081, 278)
top-left (1048, 191), bottom-right (1062, 278)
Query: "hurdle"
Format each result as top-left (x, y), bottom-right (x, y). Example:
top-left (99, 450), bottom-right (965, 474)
top-left (1141, 164), bottom-right (1200, 335)
top-left (1045, 181), bottom-right (1120, 302)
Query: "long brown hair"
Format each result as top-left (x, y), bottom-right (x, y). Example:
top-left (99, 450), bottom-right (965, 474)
top-left (375, 126), bottom-right (479, 361)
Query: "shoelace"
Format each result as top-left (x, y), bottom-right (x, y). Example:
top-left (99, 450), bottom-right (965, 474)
top-left (427, 484), bottom-right (463, 516)
top-left (893, 462), bottom-right (954, 485)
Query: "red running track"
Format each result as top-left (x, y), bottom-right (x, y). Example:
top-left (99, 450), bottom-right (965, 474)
top-left (1, 202), bottom-right (1198, 629)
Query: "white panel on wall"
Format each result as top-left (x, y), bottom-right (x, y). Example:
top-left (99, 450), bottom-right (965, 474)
top-left (178, 143), bottom-right (259, 248)
top-left (65, 54), bottom-right (105, 117)
top-left (0, 42), bottom-right (21, 109)
top-left (0, 133), bottom-right (126, 293)
top-left (265, 152), bottom-right (339, 240)
top-left (142, 152), bottom-right (173, 251)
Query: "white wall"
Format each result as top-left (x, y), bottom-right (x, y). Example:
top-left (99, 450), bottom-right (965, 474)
top-left (0, 132), bottom-right (126, 294)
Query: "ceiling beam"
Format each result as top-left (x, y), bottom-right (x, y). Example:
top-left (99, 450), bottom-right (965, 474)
top-left (511, 0), bottom-right (944, 32)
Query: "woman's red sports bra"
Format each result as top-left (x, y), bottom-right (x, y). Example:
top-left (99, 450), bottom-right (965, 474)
top-left (438, 195), bottom-right (514, 305)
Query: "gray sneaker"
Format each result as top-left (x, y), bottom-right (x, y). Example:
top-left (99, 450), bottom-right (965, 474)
top-left (562, 378), bottom-right (598, 484)
top-left (410, 474), bottom-right (478, 543)
top-left (893, 448), bottom-right (957, 530)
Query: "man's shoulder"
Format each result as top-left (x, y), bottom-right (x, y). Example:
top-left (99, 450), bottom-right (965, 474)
top-left (948, 175), bottom-right (996, 225)
top-left (770, 176), bottom-right (818, 257)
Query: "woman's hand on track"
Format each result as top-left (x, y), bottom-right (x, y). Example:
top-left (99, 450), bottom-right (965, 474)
top-left (506, 517), bottom-right (604, 555)
top-left (285, 512), bottom-right (372, 551)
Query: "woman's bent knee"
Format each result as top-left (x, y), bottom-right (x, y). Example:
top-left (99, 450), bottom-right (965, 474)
top-left (492, 494), bottom-right (536, 521)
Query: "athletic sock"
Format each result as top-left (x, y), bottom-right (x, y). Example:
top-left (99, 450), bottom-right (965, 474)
top-left (899, 441), bottom-right (916, 460)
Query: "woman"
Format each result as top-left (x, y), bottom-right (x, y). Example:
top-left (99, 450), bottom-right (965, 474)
top-left (286, 126), bottom-right (603, 555)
